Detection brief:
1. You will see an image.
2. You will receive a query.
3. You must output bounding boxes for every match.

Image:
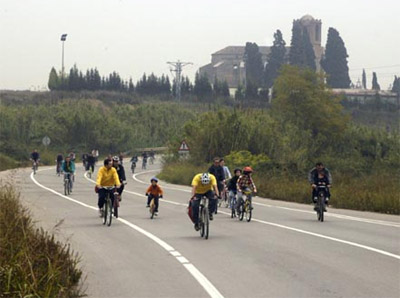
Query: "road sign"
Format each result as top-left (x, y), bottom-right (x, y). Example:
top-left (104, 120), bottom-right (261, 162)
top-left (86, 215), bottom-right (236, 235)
top-left (42, 136), bottom-right (51, 146)
top-left (178, 140), bottom-right (190, 151)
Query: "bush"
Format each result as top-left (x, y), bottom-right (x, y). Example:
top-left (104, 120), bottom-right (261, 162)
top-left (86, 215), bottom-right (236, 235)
top-left (0, 184), bottom-right (85, 297)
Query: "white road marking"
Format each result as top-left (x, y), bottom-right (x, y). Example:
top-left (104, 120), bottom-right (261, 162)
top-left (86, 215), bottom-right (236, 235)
top-left (133, 170), bottom-right (400, 228)
top-left (30, 170), bottom-right (224, 298)
top-left (131, 170), bottom-right (400, 261)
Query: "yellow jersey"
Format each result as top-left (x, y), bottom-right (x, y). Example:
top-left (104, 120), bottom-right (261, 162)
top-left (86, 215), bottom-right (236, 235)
top-left (191, 173), bottom-right (217, 194)
top-left (96, 166), bottom-right (121, 187)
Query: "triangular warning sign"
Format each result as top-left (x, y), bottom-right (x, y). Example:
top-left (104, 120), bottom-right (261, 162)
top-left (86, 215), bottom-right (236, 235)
top-left (179, 140), bottom-right (190, 151)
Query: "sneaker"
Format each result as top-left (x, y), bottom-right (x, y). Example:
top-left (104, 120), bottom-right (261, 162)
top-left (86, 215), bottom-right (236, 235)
top-left (209, 213), bottom-right (213, 221)
top-left (146, 204), bottom-right (150, 208)
top-left (313, 197), bottom-right (318, 203)
top-left (99, 209), bottom-right (104, 217)
top-left (154, 212), bottom-right (158, 216)
top-left (194, 223), bottom-right (200, 231)
top-left (313, 205), bottom-right (318, 211)
top-left (323, 206), bottom-right (327, 212)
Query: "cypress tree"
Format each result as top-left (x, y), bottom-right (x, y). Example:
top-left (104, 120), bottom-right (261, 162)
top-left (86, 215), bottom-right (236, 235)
top-left (289, 22), bottom-right (304, 67)
top-left (264, 29), bottom-right (286, 88)
top-left (321, 27), bottom-right (351, 88)
top-left (372, 72), bottom-right (380, 90)
top-left (362, 69), bottom-right (367, 89)
top-left (244, 42), bottom-right (264, 88)
top-left (392, 76), bottom-right (400, 94)
top-left (303, 28), bottom-right (316, 70)
top-left (48, 67), bottom-right (59, 90)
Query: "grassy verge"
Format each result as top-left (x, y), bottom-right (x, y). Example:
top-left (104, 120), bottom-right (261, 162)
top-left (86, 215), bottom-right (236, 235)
top-left (0, 183), bottom-right (85, 297)
top-left (159, 160), bottom-right (400, 214)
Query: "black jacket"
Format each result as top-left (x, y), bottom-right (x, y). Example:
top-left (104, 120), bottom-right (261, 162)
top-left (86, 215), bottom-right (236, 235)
top-left (115, 164), bottom-right (126, 182)
top-left (308, 168), bottom-right (332, 184)
top-left (208, 165), bottom-right (225, 182)
top-left (228, 176), bottom-right (239, 191)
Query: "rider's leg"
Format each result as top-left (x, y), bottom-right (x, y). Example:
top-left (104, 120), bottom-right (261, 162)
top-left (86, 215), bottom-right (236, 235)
top-left (205, 190), bottom-right (216, 219)
top-left (192, 195), bottom-right (202, 225)
top-left (98, 189), bottom-right (106, 209)
top-left (237, 191), bottom-right (243, 212)
top-left (154, 195), bottom-right (159, 212)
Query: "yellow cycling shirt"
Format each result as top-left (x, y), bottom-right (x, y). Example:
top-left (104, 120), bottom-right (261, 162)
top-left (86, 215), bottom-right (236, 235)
top-left (96, 166), bottom-right (121, 187)
top-left (192, 173), bottom-right (217, 194)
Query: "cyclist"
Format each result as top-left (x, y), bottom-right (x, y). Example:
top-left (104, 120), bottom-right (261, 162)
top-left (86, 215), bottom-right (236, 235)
top-left (227, 168), bottom-right (241, 209)
top-left (30, 149), bottom-right (40, 165)
top-left (69, 151), bottom-right (76, 161)
top-left (86, 153), bottom-right (96, 174)
top-left (149, 149), bottom-right (155, 164)
top-left (96, 158), bottom-right (121, 217)
top-left (142, 151), bottom-right (148, 169)
top-left (82, 153), bottom-right (88, 169)
top-left (220, 158), bottom-right (232, 180)
top-left (56, 153), bottom-right (63, 175)
top-left (119, 152), bottom-right (124, 165)
top-left (130, 154), bottom-right (138, 173)
top-left (237, 166), bottom-right (257, 213)
top-left (208, 157), bottom-right (225, 212)
top-left (191, 173), bottom-right (219, 231)
top-left (61, 155), bottom-right (75, 191)
top-left (112, 156), bottom-right (127, 199)
top-left (308, 162), bottom-right (332, 211)
top-left (145, 177), bottom-right (163, 216)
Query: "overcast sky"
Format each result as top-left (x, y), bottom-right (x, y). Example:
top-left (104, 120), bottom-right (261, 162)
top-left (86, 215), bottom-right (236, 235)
top-left (1, 0), bottom-right (399, 90)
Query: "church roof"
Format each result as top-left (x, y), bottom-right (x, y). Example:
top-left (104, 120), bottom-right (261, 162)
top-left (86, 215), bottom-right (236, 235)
top-left (300, 14), bottom-right (315, 21)
top-left (213, 46), bottom-right (271, 56)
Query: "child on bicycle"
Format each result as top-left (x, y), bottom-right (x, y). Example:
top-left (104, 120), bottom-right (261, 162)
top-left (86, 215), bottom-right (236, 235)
top-left (146, 177), bottom-right (163, 215)
top-left (237, 166), bottom-right (257, 213)
top-left (227, 168), bottom-right (241, 209)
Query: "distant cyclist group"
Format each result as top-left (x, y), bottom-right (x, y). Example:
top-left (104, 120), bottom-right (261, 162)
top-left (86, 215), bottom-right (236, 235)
top-left (30, 148), bottom-right (332, 228)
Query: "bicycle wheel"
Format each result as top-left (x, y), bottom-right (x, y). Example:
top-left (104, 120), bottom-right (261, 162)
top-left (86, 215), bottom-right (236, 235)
top-left (204, 208), bottom-right (209, 240)
top-left (239, 202), bottom-right (244, 221)
top-left (200, 205), bottom-right (205, 237)
top-left (319, 197), bottom-right (325, 222)
top-left (150, 199), bottom-right (155, 219)
top-left (68, 179), bottom-right (72, 194)
top-left (231, 198), bottom-right (236, 218)
top-left (224, 192), bottom-right (229, 208)
top-left (245, 201), bottom-right (252, 222)
top-left (106, 198), bottom-right (112, 226)
top-left (64, 180), bottom-right (68, 195)
top-left (103, 199), bottom-right (108, 225)
top-left (114, 197), bottom-right (119, 218)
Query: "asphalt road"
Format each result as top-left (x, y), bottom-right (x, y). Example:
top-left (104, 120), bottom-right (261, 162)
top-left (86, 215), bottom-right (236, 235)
top-left (3, 160), bottom-right (400, 298)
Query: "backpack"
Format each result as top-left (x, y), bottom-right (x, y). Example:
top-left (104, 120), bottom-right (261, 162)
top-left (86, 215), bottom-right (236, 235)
top-left (187, 197), bottom-right (195, 223)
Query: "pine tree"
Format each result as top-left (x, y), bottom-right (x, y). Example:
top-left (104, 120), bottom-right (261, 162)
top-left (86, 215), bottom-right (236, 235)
top-left (194, 72), bottom-right (212, 99)
top-left (362, 69), bottom-right (367, 89)
top-left (372, 72), bottom-right (380, 90)
top-left (392, 76), bottom-right (400, 94)
top-left (321, 27), bottom-right (351, 88)
top-left (48, 67), bottom-right (59, 90)
top-left (244, 42), bottom-right (264, 88)
top-left (303, 28), bottom-right (316, 70)
top-left (264, 30), bottom-right (286, 89)
top-left (288, 22), bottom-right (304, 67)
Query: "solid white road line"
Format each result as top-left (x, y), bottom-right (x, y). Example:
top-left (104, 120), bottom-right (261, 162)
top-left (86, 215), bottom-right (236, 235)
top-left (30, 170), bottom-right (224, 298)
top-left (133, 170), bottom-right (400, 228)
top-left (131, 170), bottom-right (400, 261)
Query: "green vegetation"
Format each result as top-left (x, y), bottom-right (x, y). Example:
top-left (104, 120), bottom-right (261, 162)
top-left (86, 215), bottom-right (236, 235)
top-left (160, 66), bottom-right (400, 214)
top-left (0, 184), bottom-right (84, 297)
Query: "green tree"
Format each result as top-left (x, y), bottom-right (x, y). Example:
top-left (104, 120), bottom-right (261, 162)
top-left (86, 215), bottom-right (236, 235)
top-left (372, 72), bottom-right (380, 90)
top-left (244, 42), bottom-right (264, 89)
top-left (321, 27), bottom-right (351, 88)
top-left (264, 30), bottom-right (286, 88)
top-left (288, 22), bottom-right (304, 67)
top-left (193, 72), bottom-right (212, 100)
top-left (362, 69), bottom-right (367, 89)
top-left (303, 28), bottom-right (316, 70)
top-left (391, 76), bottom-right (399, 93)
top-left (48, 67), bottom-right (59, 90)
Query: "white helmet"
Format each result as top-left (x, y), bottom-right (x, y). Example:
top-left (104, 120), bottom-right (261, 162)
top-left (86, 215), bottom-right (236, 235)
top-left (201, 173), bottom-right (210, 185)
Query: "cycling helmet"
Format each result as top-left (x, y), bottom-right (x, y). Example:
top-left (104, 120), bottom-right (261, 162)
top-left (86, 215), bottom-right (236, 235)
top-left (243, 166), bottom-right (253, 174)
top-left (201, 173), bottom-right (210, 185)
top-left (112, 156), bottom-right (120, 162)
top-left (150, 177), bottom-right (158, 183)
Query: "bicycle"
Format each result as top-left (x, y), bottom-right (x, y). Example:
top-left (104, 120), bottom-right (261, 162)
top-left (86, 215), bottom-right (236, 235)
top-left (149, 197), bottom-right (156, 219)
top-left (315, 185), bottom-right (327, 222)
top-left (142, 159), bottom-right (147, 170)
top-left (56, 161), bottom-right (62, 176)
top-left (238, 189), bottom-right (253, 222)
top-left (100, 186), bottom-right (118, 226)
top-left (63, 173), bottom-right (73, 195)
top-left (198, 195), bottom-right (211, 239)
top-left (32, 160), bottom-right (38, 175)
top-left (218, 184), bottom-right (229, 208)
top-left (131, 162), bottom-right (136, 173)
top-left (230, 192), bottom-right (237, 218)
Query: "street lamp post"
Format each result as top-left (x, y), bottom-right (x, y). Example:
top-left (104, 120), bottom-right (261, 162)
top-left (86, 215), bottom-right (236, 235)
top-left (60, 34), bottom-right (67, 81)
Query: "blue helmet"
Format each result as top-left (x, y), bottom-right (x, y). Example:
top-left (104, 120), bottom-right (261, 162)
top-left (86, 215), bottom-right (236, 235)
top-left (150, 177), bottom-right (158, 183)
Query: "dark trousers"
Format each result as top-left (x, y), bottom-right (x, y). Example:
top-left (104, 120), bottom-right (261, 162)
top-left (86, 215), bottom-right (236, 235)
top-left (98, 188), bottom-right (115, 209)
top-left (192, 190), bottom-right (216, 225)
top-left (86, 163), bottom-right (95, 172)
top-left (312, 188), bottom-right (331, 203)
top-left (147, 194), bottom-right (159, 212)
top-left (117, 184), bottom-right (124, 196)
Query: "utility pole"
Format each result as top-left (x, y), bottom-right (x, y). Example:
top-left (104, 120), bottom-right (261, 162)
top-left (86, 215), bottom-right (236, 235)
top-left (60, 34), bottom-right (68, 81)
top-left (167, 60), bottom-right (192, 101)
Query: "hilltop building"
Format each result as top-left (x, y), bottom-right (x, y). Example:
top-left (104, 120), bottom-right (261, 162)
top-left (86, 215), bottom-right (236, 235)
top-left (199, 15), bottom-right (324, 89)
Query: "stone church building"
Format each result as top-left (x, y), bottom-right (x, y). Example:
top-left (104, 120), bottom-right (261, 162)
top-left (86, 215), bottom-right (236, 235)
top-left (199, 15), bottom-right (324, 89)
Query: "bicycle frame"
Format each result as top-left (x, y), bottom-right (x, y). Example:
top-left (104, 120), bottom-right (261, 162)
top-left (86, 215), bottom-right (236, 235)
top-left (199, 196), bottom-right (210, 239)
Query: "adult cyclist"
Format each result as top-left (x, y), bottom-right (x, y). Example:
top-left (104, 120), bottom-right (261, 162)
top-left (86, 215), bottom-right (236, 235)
top-left (61, 155), bottom-right (75, 191)
top-left (308, 162), bottom-right (332, 211)
top-left (191, 173), bottom-right (219, 231)
top-left (208, 157), bottom-right (225, 213)
top-left (86, 153), bottom-right (96, 174)
top-left (112, 156), bottom-right (127, 198)
top-left (56, 153), bottom-right (63, 175)
top-left (96, 158), bottom-right (121, 217)
top-left (30, 149), bottom-right (40, 167)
